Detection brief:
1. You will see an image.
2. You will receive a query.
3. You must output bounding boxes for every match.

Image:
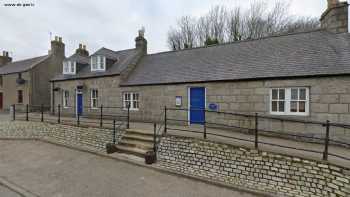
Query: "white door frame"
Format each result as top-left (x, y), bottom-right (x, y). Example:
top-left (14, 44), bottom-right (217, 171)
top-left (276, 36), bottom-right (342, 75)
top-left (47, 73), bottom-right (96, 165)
top-left (187, 86), bottom-right (207, 125)
top-left (76, 89), bottom-right (83, 117)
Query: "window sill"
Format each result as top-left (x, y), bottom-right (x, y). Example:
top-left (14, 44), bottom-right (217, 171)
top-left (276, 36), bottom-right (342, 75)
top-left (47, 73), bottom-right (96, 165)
top-left (269, 112), bottom-right (310, 117)
top-left (123, 108), bottom-right (139, 111)
top-left (90, 107), bottom-right (99, 110)
top-left (91, 69), bottom-right (106, 72)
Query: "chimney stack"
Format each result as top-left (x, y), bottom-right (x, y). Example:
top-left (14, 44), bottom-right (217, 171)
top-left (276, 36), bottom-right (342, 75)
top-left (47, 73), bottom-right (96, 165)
top-left (75, 43), bottom-right (89, 57)
top-left (135, 27), bottom-right (147, 54)
top-left (321, 0), bottom-right (348, 33)
top-left (0, 51), bottom-right (12, 66)
top-left (50, 36), bottom-right (65, 57)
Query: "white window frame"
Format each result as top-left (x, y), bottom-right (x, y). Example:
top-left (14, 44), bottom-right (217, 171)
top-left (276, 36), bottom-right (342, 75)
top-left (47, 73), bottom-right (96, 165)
top-left (123, 92), bottom-right (139, 111)
top-left (90, 89), bottom-right (99, 109)
top-left (90, 56), bottom-right (106, 71)
top-left (270, 87), bottom-right (309, 116)
top-left (63, 90), bottom-right (69, 108)
top-left (63, 61), bottom-right (76, 75)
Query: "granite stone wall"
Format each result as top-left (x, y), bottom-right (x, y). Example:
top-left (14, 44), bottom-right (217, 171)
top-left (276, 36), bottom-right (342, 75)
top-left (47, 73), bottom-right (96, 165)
top-left (51, 76), bottom-right (123, 116)
top-left (158, 136), bottom-right (350, 197)
top-left (122, 76), bottom-right (350, 144)
top-left (0, 120), bottom-right (122, 151)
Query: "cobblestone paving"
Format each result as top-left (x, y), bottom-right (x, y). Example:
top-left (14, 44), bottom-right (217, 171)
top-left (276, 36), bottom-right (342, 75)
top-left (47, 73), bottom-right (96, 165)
top-left (0, 140), bottom-right (259, 197)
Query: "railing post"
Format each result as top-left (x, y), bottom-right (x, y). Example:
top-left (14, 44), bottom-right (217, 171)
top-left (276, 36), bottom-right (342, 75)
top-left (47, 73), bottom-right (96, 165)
top-left (203, 109), bottom-right (207, 139)
top-left (12, 104), bottom-right (16, 121)
top-left (113, 119), bottom-right (116, 144)
top-left (26, 104), bottom-right (29, 121)
top-left (323, 120), bottom-right (330, 161)
top-left (153, 123), bottom-right (157, 152)
top-left (58, 104), bottom-right (61, 124)
top-left (41, 104), bottom-right (44, 122)
top-left (100, 105), bottom-right (103, 128)
top-left (164, 106), bottom-right (167, 134)
top-left (127, 103), bottom-right (130, 129)
top-left (77, 113), bottom-right (80, 127)
top-left (255, 113), bottom-right (259, 149)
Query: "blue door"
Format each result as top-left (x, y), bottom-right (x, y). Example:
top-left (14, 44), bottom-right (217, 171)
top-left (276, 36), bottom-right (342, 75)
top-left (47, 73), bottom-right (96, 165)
top-left (77, 93), bottom-right (83, 116)
top-left (190, 87), bottom-right (205, 124)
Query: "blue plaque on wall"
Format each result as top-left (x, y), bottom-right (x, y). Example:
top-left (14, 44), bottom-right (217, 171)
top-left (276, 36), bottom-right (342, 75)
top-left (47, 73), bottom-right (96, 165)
top-left (208, 103), bottom-right (218, 111)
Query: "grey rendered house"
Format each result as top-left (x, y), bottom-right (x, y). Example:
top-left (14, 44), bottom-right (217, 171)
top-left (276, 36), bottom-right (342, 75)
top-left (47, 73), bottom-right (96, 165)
top-left (51, 0), bottom-right (350, 134)
top-left (0, 37), bottom-right (65, 111)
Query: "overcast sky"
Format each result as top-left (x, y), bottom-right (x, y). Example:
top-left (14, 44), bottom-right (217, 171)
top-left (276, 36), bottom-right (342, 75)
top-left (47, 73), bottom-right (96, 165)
top-left (0, 0), bottom-right (332, 60)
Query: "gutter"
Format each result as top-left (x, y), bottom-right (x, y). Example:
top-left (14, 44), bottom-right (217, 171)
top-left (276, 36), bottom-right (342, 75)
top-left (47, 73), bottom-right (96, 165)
top-left (50, 73), bottom-right (120, 82)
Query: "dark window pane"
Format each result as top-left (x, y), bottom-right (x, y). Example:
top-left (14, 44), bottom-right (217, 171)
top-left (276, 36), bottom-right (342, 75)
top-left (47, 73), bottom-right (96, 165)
top-left (279, 89), bottom-right (285, 100)
top-left (279, 101), bottom-right (285, 112)
top-left (17, 90), bottom-right (23, 104)
top-left (291, 89), bottom-right (298, 100)
top-left (272, 101), bottom-right (278, 112)
top-left (272, 89), bottom-right (278, 100)
top-left (299, 101), bottom-right (306, 112)
top-left (290, 101), bottom-right (298, 112)
top-left (299, 89), bottom-right (306, 100)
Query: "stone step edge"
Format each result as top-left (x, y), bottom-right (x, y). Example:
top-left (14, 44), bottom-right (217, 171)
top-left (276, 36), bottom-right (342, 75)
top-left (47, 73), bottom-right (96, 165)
top-left (115, 145), bottom-right (149, 158)
top-left (122, 134), bottom-right (155, 142)
top-left (118, 141), bottom-right (154, 150)
top-left (125, 129), bottom-right (155, 135)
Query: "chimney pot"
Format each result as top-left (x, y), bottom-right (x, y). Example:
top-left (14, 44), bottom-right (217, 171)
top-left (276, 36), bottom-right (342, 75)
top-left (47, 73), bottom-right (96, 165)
top-left (5, 52), bottom-right (9, 57)
top-left (328, 0), bottom-right (339, 8)
top-left (54, 36), bottom-right (58, 41)
top-left (2, 51), bottom-right (5, 56)
top-left (59, 37), bottom-right (62, 43)
top-left (83, 45), bottom-right (86, 50)
top-left (79, 44), bottom-right (82, 49)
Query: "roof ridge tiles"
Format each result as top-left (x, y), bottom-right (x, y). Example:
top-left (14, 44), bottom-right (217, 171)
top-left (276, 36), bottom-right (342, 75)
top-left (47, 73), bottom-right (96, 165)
top-left (146, 29), bottom-right (328, 57)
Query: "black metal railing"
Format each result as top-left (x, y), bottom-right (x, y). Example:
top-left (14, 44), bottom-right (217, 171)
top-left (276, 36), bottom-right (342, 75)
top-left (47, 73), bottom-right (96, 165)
top-left (12, 104), bottom-right (130, 129)
top-left (11, 104), bottom-right (130, 144)
top-left (153, 110), bottom-right (166, 153)
top-left (163, 107), bottom-right (350, 162)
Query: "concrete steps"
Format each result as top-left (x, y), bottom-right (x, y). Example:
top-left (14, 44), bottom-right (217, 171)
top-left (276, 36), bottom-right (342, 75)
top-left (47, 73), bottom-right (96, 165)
top-left (115, 129), bottom-right (155, 158)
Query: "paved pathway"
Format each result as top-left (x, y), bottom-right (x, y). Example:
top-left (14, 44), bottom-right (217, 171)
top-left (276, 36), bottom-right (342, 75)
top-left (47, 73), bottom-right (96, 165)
top-left (0, 185), bottom-right (22, 197)
top-left (0, 140), bottom-right (259, 197)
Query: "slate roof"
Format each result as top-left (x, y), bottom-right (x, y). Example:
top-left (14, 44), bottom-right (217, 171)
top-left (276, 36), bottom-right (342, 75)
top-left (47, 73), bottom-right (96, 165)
top-left (121, 30), bottom-right (350, 86)
top-left (0, 55), bottom-right (50, 75)
top-left (51, 48), bottom-right (141, 81)
top-left (66, 53), bottom-right (90, 64)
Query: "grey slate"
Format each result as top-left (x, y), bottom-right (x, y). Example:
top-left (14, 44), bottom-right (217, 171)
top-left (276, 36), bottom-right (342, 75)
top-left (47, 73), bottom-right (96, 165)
top-left (0, 55), bottom-right (50, 75)
top-left (66, 53), bottom-right (90, 64)
top-left (51, 48), bottom-right (141, 81)
top-left (121, 30), bottom-right (350, 86)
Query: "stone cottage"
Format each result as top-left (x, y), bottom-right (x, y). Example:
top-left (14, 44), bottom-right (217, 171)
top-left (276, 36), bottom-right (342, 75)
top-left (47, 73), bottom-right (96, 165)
top-left (0, 36), bottom-right (65, 111)
top-left (51, 0), bottom-right (350, 134)
top-left (50, 32), bottom-right (146, 116)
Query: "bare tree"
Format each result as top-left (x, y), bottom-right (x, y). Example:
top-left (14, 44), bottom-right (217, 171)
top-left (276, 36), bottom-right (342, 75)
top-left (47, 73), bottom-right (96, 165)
top-left (167, 0), bottom-right (320, 50)
top-left (283, 17), bottom-right (320, 33)
top-left (226, 8), bottom-right (243, 42)
top-left (196, 16), bottom-right (210, 45)
top-left (243, 1), bottom-right (267, 39)
top-left (207, 5), bottom-right (227, 43)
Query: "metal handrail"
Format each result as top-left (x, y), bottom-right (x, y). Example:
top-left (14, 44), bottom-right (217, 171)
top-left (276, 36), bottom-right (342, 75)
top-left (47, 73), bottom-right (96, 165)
top-left (164, 107), bottom-right (350, 162)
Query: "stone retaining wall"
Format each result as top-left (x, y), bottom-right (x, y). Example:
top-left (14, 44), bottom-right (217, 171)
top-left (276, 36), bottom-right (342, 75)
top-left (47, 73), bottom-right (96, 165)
top-left (158, 136), bottom-right (350, 197)
top-left (0, 121), bottom-right (123, 151)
